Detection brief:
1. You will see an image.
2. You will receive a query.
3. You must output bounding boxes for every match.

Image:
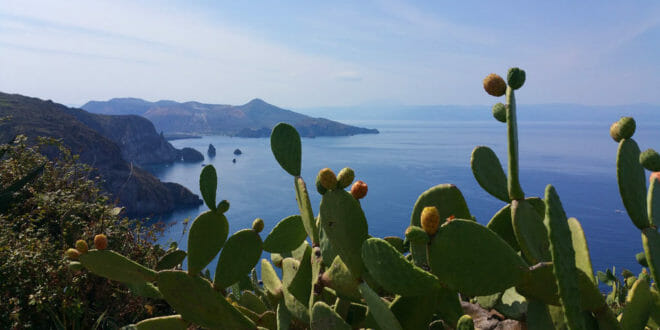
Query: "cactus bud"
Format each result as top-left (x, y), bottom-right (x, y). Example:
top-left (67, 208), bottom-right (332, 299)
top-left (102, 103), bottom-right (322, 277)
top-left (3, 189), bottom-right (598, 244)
top-left (315, 177), bottom-right (327, 195)
top-left (507, 67), bottom-right (526, 90)
top-left (217, 200), bottom-right (230, 213)
top-left (94, 234), bottom-right (108, 250)
top-left (483, 73), bottom-right (506, 97)
top-left (492, 103), bottom-right (507, 123)
top-left (252, 218), bottom-right (264, 233)
top-left (317, 168), bottom-right (337, 190)
top-left (640, 148), bottom-right (660, 171)
top-left (75, 239), bottom-right (88, 254)
top-left (336, 167), bottom-right (355, 189)
top-left (350, 180), bottom-right (368, 199)
top-left (405, 225), bottom-right (429, 244)
top-left (65, 248), bottom-right (80, 260)
top-left (610, 117), bottom-right (636, 142)
top-left (420, 206), bottom-right (440, 235)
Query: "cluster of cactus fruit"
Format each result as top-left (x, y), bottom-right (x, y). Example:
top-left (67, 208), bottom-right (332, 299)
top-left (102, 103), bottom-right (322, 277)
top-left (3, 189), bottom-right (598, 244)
top-left (64, 67), bottom-right (660, 329)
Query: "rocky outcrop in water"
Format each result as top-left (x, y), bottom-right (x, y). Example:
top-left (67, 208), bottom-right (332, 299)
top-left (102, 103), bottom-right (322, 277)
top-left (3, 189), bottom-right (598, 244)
top-left (0, 92), bottom-right (202, 216)
top-left (180, 147), bottom-right (204, 162)
top-left (208, 144), bottom-right (216, 157)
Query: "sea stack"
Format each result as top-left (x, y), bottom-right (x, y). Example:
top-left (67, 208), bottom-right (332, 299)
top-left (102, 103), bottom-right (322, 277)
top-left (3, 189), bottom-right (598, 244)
top-left (208, 144), bottom-right (216, 157)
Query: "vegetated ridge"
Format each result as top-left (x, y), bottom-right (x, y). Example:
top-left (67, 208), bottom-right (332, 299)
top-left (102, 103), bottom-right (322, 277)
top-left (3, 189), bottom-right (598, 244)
top-left (82, 97), bottom-right (379, 138)
top-left (0, 92), bottom-right (202, 216)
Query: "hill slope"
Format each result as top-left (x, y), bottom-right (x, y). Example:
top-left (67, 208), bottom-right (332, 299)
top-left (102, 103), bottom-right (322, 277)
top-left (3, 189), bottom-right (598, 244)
top-left (82, 98), bottom-right (379, 137)
top-left (0, 92), bottom-right (202, 216)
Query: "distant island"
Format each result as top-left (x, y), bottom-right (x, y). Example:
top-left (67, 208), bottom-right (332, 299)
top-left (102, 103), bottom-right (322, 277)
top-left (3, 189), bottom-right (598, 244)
top-left (82, 98), bottom-right (379, 138)
top-left (0, 92), bottom-right (203, 216)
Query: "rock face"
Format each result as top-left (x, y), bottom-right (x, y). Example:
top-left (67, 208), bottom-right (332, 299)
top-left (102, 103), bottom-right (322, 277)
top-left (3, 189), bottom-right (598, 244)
top-left (0, 92), bottom-right (202, 216)
top-left (83, 98), bottom-right (379, 138)
top-left (61, 107), bottom-right (180, 165)
top-left (180, 148), bottom-right (204, 162)
top-left (207, 144), bottom-right (216, 157)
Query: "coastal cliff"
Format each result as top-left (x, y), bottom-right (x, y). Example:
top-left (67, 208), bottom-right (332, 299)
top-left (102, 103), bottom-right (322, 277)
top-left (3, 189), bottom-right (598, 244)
top-left (0, 92), bottom-right (202, 216)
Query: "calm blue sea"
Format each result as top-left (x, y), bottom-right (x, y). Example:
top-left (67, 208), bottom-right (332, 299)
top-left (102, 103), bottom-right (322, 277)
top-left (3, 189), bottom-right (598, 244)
top-left (145, 118), bottom-right (660, 282)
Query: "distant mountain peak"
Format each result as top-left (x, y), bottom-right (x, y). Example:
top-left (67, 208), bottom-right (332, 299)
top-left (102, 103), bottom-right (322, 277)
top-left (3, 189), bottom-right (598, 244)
top-left (245, 98), bottom-right (268, 106)
top-left (83, 97), bottom-right (379, 138)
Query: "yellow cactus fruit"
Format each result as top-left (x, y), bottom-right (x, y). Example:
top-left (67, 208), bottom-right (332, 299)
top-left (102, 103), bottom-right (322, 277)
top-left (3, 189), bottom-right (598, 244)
top-left (75, 239), bottom-right (88, 254)
top-left (420, 206), bottom-right (440, 235)
top-left (318, 168), bottom-right (338, 190)
top-left (65, 248), bottom-right (81, 260)
top-left (252, 218), bottom-right (265, 233)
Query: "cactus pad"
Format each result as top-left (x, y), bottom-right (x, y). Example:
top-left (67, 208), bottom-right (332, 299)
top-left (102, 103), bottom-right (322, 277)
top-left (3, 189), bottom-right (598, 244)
top-left (648, 177), bottom-right (660, 227)
top-left (214, 229), bottom-right (263, 289)
top-left (471, 146), bottom-right (510, 202)
top-left (260, 259), bottom-right (283, 298)
top-left (199, 165), bottom-right (217, 211)
top-left (158, 270), bottom-right (255, 329)
top-left (620, 276), bottom-right (651, 330)
top-left (187, 210), bottom-right (229, 275)
top-left (79, 250), bottom-right (157, 284)
top-left (568, 217), bottom-right (596, 285)
top-left (359, 282), bottom-right (403, 330)
top-left (410, 184), bottom-right (472, 228)
top-left (321, 256), bottom-right (361, 301)
top-left (492, 103), bottom-right (507, 123)
top-left (642, 228), bottom-right (660, 285)
top-left (512, 198), bottom-right (551, 264)
top-left (427, 219), bottom-right (527, 296)
top-left (295, 177), bottom-right (320, 244)
top-left (270, 123), bottom-right (302, 176)
top-left (311, 302), bottom-right (351, 330)
top-left (361, 238), bottom-right (441, 296)
top-left (156, 250), bottom-right (187, 271)
top-left (263, 215), bottom-right (307, 253)
top-left (282, 257), bottom-right (310, 322)
top-left (545, 185), bottom-right (585, 330)
top-left (319, 188), bottom-right (369, 278)
top-left (617, 139), bottom-right (649, 230)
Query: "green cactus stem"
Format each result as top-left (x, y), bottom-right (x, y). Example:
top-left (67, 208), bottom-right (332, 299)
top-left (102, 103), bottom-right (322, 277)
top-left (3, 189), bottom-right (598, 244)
top-left (295, 177), bottom-right (320, 245)
top-left (545, 185), bottom-right (585, 330)
top-left (506, 86), bottom-right (525, 200)
top-left (642, 227), bottom-right (660, 285)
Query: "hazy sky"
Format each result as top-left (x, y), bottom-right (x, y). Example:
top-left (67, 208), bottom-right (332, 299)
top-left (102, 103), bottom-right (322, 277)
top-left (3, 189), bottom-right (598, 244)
top-left (1, 1), bottom-right (659, 108)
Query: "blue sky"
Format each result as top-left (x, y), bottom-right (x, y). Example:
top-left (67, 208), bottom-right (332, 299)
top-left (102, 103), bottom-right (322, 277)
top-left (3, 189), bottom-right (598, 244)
top-left (1, 1), bottom-right (659, 108)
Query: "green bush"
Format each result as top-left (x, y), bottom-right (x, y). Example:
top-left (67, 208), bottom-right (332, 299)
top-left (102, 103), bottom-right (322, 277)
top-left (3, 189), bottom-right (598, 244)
top-left (0, 136), bottom-right (173, 329)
